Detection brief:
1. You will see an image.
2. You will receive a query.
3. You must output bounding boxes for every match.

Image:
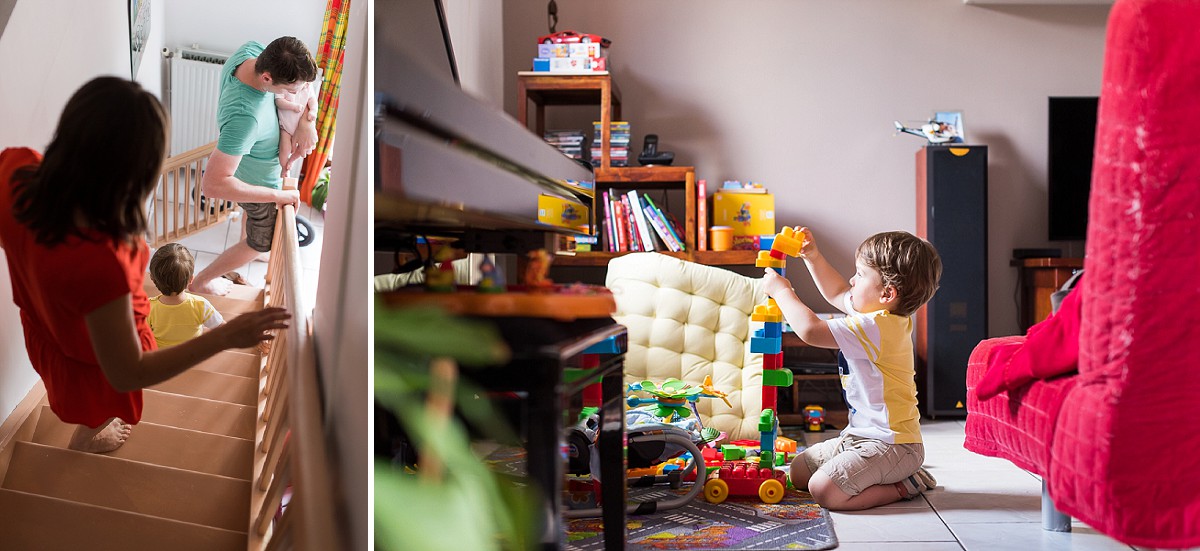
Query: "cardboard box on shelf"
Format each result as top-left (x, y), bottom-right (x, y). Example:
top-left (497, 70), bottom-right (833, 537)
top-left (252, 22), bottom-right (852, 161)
top-left (538, 194), bottom-right (590, 229)
top-left (712, 190), bottom-right (775, 238)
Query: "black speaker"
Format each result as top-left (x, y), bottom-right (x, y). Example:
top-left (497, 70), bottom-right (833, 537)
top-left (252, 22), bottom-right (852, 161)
top-left (915, 145), bottom-right (988, 418)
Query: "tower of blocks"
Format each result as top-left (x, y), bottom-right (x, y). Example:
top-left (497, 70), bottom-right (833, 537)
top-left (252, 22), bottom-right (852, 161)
top-left (750, 227), bottom-right (805, 467)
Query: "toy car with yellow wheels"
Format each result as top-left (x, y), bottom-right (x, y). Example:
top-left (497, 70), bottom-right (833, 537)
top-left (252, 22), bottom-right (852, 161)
top-left (703, 461), bottom-right (788, 504)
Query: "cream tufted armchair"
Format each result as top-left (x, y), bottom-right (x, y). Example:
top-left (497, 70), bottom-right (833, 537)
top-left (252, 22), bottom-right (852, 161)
top-left (605, 253), bottom-right (767, 441)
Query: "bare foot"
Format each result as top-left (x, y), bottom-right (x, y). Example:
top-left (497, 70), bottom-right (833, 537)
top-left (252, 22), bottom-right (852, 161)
top-left (68, 418), bottom-right (132, 453)
top-left (189, 276), bottom-right (233, 296)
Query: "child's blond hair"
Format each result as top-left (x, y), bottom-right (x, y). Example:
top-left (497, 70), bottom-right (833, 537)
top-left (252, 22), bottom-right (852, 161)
top-left (856, 231), bottom-right (942, 317)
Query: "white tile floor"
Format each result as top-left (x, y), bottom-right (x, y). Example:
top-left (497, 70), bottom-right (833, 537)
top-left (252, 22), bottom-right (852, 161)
top-left (166, 203), bottom-right (325, 309)
top-left (819, 420), bottom-right (1138, 550)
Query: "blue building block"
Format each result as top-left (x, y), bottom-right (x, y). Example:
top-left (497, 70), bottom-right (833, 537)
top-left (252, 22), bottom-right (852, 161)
top-left (750, 336), bottom-right (782, 354)
top-left (761, 322), bottom-right (782, 338)
top-left (583, 334), bottom-right (626, 354)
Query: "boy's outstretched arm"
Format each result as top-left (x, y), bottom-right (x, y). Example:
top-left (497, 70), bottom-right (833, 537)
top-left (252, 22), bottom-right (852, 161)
top-left (796, 227), bottom-right (851, 312)
top-left (762, 268), bottom-right (839, 349)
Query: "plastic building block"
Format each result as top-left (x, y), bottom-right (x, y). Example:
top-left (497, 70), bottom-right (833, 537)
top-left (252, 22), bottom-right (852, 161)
top-left (755, 251), bottom-right (786, 268)
top-left (758, 409), bottom-right (776, 432)
top-left (762, 386), bottom-right (777, 412)
top-left (769, 248), bottom-right (786, 260)
top-left (771, 226), bottom-right (804, 257)
top-left (703, 461), bottom-right (788, 504)
top-left (760, 322), bottom-right (782, 338)
top-left (750, 336), bottom-right (781, 354)
top-left (775, 436), bottom-right (797, 453)
top-left (763, 352), bottom-right (784, 370)
top-left (762, 368), bottom-right (793, 388)
top-left (759, 234), bottom-right (776, 251)
top-left (720, 445), bottom-right (746, 461)
top-left (760, 432), bottom-right (776, 454)
top-left (583, 334), bottom-right (626, 354)
top-left (751, 304), bottom-right (783, 323)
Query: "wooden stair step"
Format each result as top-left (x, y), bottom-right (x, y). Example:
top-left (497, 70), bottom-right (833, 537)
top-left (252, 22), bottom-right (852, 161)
top-left (144, 278), bottom-right (263, 303)
top-left (3, 441), bottom-right (249, 532)
top-left (150, 368), bottom-right (257, 406)
top-left (142, 390), bottom-right (255, 440)
top-left (194, 350), bottom-right (261, 379)
top-left (208, 294), bottom-right (262, 318)
top-left (0, 488), bottom-right (244, 551)
top-left (31, 406), bottom-right (252, 480)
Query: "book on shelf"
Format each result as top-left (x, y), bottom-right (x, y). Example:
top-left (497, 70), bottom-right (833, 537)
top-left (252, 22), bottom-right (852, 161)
top-left (642, 203), bottom-right (681, 252)
top-left (642, 195), bottom-right (685, 252)
top-left (619, 194), bottom-right (641, 251)
top-left (626, 190), bottom-right (659, 252)
top-left (601, 190), bottom-right (615, 252)
top-left (697, 178), bottom-right (708, 250)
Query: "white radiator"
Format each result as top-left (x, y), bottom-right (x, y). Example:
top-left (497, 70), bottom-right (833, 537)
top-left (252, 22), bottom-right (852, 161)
top-left (164, 47), bottom-right (229, 156)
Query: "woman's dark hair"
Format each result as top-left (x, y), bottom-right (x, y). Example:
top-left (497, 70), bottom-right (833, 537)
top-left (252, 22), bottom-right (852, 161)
top-left (256, 36), bottom-right (318, 84)
top-left (12, 77), bottom-right (169, 246)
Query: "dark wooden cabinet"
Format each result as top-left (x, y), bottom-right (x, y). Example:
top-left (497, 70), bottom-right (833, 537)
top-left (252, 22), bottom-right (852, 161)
top-left (1013, 257), bottom-right (1084, 332)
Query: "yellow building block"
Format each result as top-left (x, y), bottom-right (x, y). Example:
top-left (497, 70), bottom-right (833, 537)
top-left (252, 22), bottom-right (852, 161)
top-left (770, 226), bottom-right (804, 257)
top-left (755, 251), bottom-right (786, 268)
top-left (751, 303), bottom-right (783, 323)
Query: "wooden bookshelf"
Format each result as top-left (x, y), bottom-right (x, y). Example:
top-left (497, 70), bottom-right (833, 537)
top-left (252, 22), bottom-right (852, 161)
top-left (518, 73), bottom-right (743, 264)
top-left (552, 249), bottom-right (757, 267)
top-left (595, 165), bottom-right (696, 251)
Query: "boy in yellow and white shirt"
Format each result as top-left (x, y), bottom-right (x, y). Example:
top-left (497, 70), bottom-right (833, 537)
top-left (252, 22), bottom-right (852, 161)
top-left (148, 244), bottom-right (224, 348)
top-left (762, 228), bottom-right (942, 511)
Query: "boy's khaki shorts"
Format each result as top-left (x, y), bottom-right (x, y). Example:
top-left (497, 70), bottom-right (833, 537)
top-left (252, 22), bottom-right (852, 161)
top-left (800, 433), bottom-right (924, 496)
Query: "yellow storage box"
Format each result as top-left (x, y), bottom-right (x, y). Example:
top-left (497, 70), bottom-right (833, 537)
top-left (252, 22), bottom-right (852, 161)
top-left (538, 193), bottom-right (590, 229)
top-left (712, 190), bottom-right (775, 237)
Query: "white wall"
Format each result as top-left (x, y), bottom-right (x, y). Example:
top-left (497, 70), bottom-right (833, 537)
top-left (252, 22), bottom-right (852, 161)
top-left (502, 0), bottom-right (1109, 337)
top-left (0, 0), bottom-right (134, 422)
top-left (163, 0), bottom-right (324, 57)
top-left (134, 0), bottom-right (166, 98)
top-left (443, 0), bottom-right (504, 109)
top-left (314, 1), bottom-right (368, 546)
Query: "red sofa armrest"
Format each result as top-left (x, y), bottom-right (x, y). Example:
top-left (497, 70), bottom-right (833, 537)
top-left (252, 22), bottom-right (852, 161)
top-left (964, 336), bottom-right (1078, 476)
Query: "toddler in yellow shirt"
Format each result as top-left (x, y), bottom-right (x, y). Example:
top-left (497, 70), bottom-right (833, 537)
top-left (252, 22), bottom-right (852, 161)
top-left (148, 243), bottom-right (224, 348)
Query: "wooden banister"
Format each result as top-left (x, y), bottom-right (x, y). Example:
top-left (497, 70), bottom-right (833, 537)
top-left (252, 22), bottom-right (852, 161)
top-left (147, 141), bottom-right (233, 248)
top-left (248, 179), bottom-right (339, 550)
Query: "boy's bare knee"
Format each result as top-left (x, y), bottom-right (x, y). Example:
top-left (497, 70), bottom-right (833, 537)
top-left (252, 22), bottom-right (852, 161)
top-left (789, 456), bottom-right (814, 490)
top-left (808, 472), bottom-right (851, 509)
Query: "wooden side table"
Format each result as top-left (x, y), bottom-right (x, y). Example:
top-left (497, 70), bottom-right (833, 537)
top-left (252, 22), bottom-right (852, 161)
top-left (1012, 257), bottom-right (1083, 332)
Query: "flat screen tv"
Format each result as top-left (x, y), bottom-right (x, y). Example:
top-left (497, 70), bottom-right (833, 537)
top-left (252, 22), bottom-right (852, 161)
top-left (1047, 96), bottom-right (1099, 241)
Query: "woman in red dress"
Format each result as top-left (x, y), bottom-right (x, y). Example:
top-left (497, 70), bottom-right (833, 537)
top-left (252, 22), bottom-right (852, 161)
top-left (0, 77), bottom-right (289, 453)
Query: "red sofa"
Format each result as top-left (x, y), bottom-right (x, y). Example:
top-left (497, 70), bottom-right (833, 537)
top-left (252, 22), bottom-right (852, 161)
top-left (964, 0), bottom-right (1200, 548)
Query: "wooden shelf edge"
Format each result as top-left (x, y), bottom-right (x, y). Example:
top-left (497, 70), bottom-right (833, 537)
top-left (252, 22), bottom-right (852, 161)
top-left (595, 166), bottom-right (694, 182)
top-left (552, 249), bottom-right (757, 267)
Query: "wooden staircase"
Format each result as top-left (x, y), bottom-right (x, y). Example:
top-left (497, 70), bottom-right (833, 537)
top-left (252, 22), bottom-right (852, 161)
top-left (0, 284), bottom-right (265, 550)
top-left (0, 183), bottom-right (338, 549)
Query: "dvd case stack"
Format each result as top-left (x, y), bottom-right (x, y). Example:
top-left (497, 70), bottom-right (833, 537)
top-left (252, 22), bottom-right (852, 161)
top-left (543, 129), bottom-right (586, 161)
top-left (590, 121), bottom-right (630, 167)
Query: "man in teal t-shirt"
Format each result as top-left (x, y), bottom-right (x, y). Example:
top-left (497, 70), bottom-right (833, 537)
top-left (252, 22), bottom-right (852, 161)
top-left (191, 36), bottom-right (318, 295)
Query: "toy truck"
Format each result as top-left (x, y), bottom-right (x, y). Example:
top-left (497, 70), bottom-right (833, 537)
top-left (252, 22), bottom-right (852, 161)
top-left (702, 461), bottom-right (788, 504)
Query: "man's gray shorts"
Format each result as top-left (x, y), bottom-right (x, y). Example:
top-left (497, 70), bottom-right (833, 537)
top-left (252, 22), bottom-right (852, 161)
top-left (239, 202), bottom-right (277, 253)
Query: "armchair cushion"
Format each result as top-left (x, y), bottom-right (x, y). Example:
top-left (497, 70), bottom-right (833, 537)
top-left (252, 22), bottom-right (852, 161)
top-left (606, 253), bottom-right (765, 440)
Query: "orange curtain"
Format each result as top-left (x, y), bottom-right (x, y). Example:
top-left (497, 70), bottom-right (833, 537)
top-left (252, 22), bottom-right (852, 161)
top-left (299, 0), bottom-right (350, 205)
